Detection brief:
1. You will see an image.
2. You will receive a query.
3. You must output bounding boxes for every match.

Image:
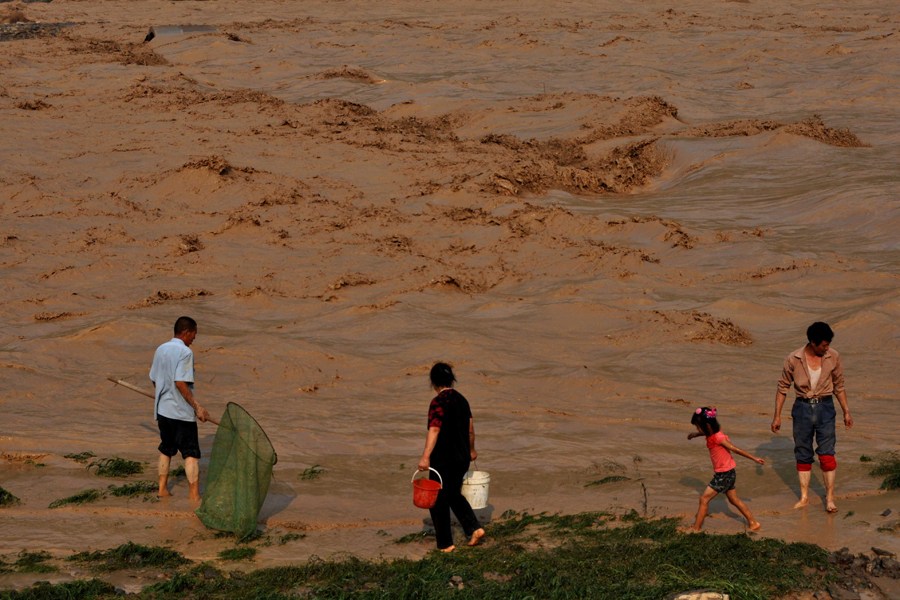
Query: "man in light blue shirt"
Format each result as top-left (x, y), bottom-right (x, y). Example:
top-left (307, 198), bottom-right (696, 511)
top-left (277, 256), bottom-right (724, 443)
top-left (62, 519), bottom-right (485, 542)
top-left (150, 316), bottom-right (210, 501)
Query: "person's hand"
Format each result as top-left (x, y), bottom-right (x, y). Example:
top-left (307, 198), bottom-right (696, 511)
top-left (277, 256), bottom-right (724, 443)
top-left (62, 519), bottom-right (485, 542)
top-left (771, 416), bottom-right (781, 433)
top-left (196, 405), bottom-right (210, 423)
top-left (754, 457), bottom-right (765, 465)
top-left (844, 411), bottom-right (853, 429)
top-left (470, 449), bottom-right (478, 461)
top-left (417, 456), bottom-right (430, 471)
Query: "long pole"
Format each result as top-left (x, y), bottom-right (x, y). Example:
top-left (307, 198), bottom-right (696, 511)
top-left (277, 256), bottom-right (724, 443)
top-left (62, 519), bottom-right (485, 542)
top-left (108, 377), bottom-right (219, 426)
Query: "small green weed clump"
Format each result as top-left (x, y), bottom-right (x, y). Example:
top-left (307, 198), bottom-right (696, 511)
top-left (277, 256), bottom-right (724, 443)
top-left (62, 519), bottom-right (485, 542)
top-left (48, 489), bottom-right (103, 509)
top-left (584, 475), bottom-right (630, 487)
top-left (64, 451), bottom-right (97, 464)
top-left (0, 485), bottom-right (20, 507)
top-left (13, 550), bottom-right (57, 574)
top-left (68, 542), bottom-right (186, 572)
top-left (218, 547), bottom-right (257, 561)
top-left (48, 481), bottom-right (157, 508)
top-left (108, 481), bottom-right (158, 498)
top-left (89, 457), bottom-right (144, 477)
top-left (300, 464), bottom-right (326, 480)
top-left (866, 452), bottom-right (900, 490)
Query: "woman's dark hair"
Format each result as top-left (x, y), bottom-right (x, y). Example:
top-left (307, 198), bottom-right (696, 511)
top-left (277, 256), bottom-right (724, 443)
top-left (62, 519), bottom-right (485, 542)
top-left (429, 362), bottom-right (456, 389)
top-left (691, 406), bottom-right (721, 436)
top-left (807, 321), bottom-right (834, 344)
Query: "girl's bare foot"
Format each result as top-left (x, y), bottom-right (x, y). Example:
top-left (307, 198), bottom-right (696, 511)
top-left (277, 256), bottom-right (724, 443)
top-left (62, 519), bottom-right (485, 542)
top-left (793, 497), bottom-right (809, 509)
top-left (440, 545), bottom-right (456, 553)
top-left (826, 500), bottom-right (838, 513)
top-left (467, 528), bottom-right (485, 546)
top-left (748, 520), bottom-right (761, 532)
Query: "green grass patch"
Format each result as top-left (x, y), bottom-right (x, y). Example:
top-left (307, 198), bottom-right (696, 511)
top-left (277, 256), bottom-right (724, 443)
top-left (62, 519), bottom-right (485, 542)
top-left (218, 547), bottom-right (257, 561)
top-left (107, 481), bottom-right (157, 498)
top-left (89, 457), bottom-right (144, 477)
top-left (170, 465), bottom-right (186, 477)
top-left (299, 464), bottom-right (326, 481)
top-left (4, 512), bottom-right (842, 599)
top-left (394, 530), bottom-right (435, 544)
top-left (0, 578), bottom-right (116, 599)
top-left (0, 485), bottom-right (20, 507)
top-left (867, 452), bottom-right (900, 490)
top-left (48, 488), bottom-right (103, 508)
top-left (67, 542), bottom-right (186, 572)
top-left (64, 451), bottom-right (97, 464)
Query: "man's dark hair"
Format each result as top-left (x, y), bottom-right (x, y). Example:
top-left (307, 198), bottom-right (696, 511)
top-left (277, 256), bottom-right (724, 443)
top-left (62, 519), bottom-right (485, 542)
top-left (430, 362), bottom-right (456, 389)
top-left (807, 321), bottom-right (834, 344)
top-left (174, 316), bottom-right (197, 335)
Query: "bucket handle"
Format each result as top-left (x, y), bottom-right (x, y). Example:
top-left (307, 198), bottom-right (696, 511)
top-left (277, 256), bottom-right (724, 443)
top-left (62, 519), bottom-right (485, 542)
top-left (464, 462), bottom-right (479, 481)
top-left (411, 467), bottom-right (442, 489)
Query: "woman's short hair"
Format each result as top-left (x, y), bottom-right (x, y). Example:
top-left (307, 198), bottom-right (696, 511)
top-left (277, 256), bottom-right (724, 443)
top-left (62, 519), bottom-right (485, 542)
top-left (429, 362), bottom-right (456, 388)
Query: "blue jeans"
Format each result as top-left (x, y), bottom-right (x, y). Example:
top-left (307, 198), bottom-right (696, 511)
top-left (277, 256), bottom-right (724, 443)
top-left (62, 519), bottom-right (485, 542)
top-left (791, 398), bottom-right (836, 464)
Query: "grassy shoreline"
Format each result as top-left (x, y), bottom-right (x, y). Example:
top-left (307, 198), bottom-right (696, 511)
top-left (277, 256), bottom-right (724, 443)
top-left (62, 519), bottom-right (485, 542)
top-left (3, 510), bottom-right (894, 600)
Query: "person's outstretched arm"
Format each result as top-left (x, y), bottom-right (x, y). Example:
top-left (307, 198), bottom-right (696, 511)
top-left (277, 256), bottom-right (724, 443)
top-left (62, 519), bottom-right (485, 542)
top-left (721, 438), bottom-right (765, 465)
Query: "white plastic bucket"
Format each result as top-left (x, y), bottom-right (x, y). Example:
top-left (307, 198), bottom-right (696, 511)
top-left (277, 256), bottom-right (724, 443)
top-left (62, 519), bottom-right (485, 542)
top-left (461, 470), bottom-right (490, 509)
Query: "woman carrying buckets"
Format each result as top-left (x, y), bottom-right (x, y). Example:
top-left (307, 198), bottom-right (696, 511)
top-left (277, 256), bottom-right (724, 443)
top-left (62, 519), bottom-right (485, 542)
top-left (417, 362), bottom-right (486, 552)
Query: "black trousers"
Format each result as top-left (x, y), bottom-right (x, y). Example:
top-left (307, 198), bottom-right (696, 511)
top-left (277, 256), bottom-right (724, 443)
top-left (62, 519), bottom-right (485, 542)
top-left (429, 461), bottom-right (481, 549)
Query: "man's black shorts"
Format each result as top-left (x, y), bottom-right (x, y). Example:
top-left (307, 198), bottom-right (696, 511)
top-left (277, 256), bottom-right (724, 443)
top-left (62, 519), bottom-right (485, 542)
top-left (157, 414), bottom-right (201, 459)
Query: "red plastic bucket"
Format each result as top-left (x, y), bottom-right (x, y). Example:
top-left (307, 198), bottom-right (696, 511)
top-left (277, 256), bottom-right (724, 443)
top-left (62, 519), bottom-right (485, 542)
top-left (411, 468), bottom-right (443, 509)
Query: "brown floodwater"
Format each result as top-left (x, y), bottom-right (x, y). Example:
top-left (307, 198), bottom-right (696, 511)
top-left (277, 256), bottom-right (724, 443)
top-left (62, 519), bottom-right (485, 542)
top-left (1, 0), bottom-right (898, 587)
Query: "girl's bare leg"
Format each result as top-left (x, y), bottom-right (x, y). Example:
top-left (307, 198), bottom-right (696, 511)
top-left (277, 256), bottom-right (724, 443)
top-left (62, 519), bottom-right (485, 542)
top-left (726, 489), bottom-right (761, 531)
top-left (692, 487), bottom-right (718, 531)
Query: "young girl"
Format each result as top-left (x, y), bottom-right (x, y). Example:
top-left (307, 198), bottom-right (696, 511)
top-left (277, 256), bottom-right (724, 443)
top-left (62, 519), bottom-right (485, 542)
top-left (688, 406), bottom-right (764, 532)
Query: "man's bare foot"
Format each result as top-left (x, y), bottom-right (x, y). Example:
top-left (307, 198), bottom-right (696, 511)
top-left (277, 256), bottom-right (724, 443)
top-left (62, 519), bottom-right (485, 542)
top-left (467, 528), bottom-right (485, 546)
top-left (157, 488), bottom-right (171, 498)
top-left (793, 497), bottom-right (809, 509)
top-left (440, 545), bottom-right (455, 553)
top-left (826, 500), bottom-right (838, 513)
top-left (748, 520), bottom-right (761, 532)
top-left (678, 526), bottom-right (701, 534)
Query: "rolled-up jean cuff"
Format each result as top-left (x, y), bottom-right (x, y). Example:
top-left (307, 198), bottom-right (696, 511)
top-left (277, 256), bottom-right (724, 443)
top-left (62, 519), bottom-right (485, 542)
top-left (796, 462), bottom-right (813, 472)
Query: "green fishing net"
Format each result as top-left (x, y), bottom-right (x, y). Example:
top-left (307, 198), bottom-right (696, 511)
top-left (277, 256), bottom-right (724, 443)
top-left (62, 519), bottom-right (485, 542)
top-left (195, 402), bottom-right (277, 540)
